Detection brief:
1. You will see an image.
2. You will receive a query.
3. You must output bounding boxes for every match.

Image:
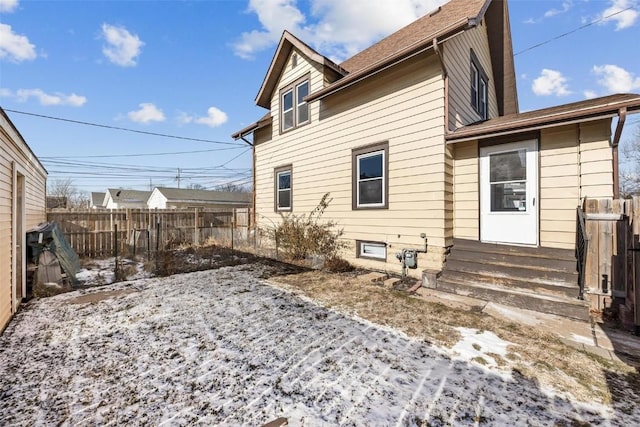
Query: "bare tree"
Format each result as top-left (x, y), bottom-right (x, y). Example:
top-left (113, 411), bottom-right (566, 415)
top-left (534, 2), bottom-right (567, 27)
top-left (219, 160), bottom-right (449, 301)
top-left (47, 178), bottom-right (89, 208)
top-left (213, 182), bottom-right (252, 193)
top-left (621, 126), bottom-right (640, 198)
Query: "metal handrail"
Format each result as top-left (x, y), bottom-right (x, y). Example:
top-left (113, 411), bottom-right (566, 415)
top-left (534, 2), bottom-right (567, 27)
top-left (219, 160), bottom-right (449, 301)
top-left (576, 207), bottom-right (588, 300)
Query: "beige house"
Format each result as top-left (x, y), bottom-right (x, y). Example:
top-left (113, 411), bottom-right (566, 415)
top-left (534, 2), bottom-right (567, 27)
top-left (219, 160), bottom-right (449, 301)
top-left (147, 187), bottom-right (251, 209)
top-left (0, 108), bottom-right (47, 332)
top-left (233, 0), bottom-right (640, 316)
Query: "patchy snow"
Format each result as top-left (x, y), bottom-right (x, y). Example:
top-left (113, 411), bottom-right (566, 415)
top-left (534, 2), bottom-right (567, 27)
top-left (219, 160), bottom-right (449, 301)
top-left (451, 327), bottom-right (510, 371)
top-left (0, 264), bottom-right (636, 425)
top-left (76, 257), bottom-right (151, 286)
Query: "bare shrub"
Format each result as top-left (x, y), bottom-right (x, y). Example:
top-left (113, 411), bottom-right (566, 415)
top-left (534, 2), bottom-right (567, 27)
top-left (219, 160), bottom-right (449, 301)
top-left (324, 257), bottom-right (353, 273)
top-left (266, 193), bottom-right (346, 262)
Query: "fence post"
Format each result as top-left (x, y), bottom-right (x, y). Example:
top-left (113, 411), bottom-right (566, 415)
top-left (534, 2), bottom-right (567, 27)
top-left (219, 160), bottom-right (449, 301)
top-left (114, 223), bottom-right (119, 279)
top-left (194, 208), bottom-right (199, 246)
top-left (155, 218), bottom-right (161, 272)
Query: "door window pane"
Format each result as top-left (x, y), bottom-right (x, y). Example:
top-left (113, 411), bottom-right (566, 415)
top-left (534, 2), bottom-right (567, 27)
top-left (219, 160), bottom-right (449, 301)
top-left (489, 150), bottom-right (526, 182)
top-left (491, 182), bottom-right (526, 212)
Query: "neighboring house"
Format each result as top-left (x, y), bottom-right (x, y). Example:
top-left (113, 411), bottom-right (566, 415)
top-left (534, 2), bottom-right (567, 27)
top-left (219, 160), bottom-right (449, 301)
top-left (232, 0), bottom-right (640, 302)
top-left (0, 107), bottom-right (47, 332)
top-left (147, 187), bottom-right (251, 210)
top-left (103, 189), bottom-right (151, 209)
top-left (90, 192), bottom-right (106, 209)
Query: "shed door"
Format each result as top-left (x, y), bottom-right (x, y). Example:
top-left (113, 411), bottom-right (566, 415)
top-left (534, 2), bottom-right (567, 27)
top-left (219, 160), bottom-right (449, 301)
top-left (480, 140), bottom-right (538, 246)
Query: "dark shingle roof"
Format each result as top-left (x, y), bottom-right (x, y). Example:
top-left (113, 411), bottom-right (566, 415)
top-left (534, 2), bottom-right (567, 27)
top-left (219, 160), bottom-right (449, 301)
top-left (107, 189), bottom-right (151, 203)
top-left (340, 0), bottom-right (487, 73)
top-left (155, 187), bottom-right (251, 204)
top-left (446, 93), bottom-right (640, 142)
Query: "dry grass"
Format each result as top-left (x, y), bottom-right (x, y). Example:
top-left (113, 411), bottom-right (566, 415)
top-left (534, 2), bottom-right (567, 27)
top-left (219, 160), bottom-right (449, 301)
top-left (270, 270), bottom-right (639, 405)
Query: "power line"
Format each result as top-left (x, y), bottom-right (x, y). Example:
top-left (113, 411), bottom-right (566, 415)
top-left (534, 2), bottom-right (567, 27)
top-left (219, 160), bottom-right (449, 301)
top-left (40, 146), bottom-right (243, 159)
top-left (514, 5), bottom-right (638, 56)
top-left (3, 108), bottom-right (239, 146)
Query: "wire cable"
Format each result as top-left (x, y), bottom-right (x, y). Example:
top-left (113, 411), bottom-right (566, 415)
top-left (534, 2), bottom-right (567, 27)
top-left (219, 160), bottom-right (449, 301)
top-left (514, 5), bottom-right (638, 56)
top-left (3, 108), bottom-right (240, 145)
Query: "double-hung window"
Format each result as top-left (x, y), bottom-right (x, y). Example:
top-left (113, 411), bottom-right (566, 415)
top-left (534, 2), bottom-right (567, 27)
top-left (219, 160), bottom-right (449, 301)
top-left (470, 50), bottom-right (489, 120)
top-left (352, 142), bottom-right (389, 209)
top-left (280, 75), bottom-right (310, 132)
top-left (275, 165), bottom-right (292, 211)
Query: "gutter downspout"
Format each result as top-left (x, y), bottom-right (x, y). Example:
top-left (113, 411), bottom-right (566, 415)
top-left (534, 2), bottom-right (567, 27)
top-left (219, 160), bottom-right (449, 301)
top-left (432, 37), bottom-right (450, 134)
top-left (240, 135), bottom-right (257, 232)
top-left (611, 107), bottom-right (627, 199)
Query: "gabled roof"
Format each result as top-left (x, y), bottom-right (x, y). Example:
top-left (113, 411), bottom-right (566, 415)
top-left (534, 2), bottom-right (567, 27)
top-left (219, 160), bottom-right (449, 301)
top-left (106, 189), bottom-right (151, 204)
top-left (90, 192), bottom-right (106, 206)
top-left (155, 187), bottom-right (251, 204)
top-left (255, 31), bottom-right (346, 109)
top-left (445, 93), bottom-right (640, 143)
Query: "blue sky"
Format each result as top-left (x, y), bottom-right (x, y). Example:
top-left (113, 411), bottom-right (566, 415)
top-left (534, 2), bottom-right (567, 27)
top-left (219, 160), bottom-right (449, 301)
top-left (0, 0), bottom-right (639, 194)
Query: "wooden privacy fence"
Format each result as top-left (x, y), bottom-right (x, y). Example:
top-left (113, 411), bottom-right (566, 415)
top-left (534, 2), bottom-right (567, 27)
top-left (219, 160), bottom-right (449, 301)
top-left (47, 208), bottom-right (252, 258)
top-left (582, 197), bottom-right (640, 330)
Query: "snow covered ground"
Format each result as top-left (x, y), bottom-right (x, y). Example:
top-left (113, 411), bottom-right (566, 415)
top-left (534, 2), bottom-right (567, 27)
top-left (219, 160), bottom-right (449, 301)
top-left (1, 264), bottom-right (637, 426)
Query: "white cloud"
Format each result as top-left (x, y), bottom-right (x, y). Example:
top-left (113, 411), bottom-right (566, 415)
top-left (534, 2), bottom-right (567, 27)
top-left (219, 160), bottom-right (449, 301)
top-left (583, 90), bottom-right (598, 99)
top-left (592, 64), bottom-right (640, 93)
top-left (0, 23), bottom-right (36, 62)
top-left (544, 1), bottom-right (573, 18)
top-left (232, 0), bottom-right (447, 61)
top-left (598, 0), bottom-right (639, 30)
top-left (179, 107), bottom-right (228, 128)
top-left (101, 23), bottom-right (144, 67)
top-left (532, 69), bottom-right (571, 96)
top-left (0, 0), bottom-right (18, 13)
top-left (1, 88), bottom-right (86, 106)
top-left (128, 103), bottom-right (165, 124)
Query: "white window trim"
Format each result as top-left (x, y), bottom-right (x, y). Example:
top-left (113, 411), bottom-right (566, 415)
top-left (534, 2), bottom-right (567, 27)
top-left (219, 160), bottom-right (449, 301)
top-left (358, 241), bottom-right (386, 260)
top-left (276, 170), bottom-right (291, 211)
top-left (356, 150), bottom-right (386, 208)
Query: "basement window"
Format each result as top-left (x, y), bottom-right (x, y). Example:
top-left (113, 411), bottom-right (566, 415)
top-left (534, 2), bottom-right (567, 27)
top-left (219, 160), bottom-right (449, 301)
top-left (357, 240), bottom-right (387, 261)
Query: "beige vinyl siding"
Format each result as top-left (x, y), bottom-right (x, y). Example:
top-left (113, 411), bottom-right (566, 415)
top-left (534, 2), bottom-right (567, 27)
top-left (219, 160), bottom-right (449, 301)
top-left (444, 22), bottom-right (499, 130)
top-left (452, 140), bottom-right (479, 240)
top-left (579, 120), bottom-right (613, 199)
top-left (539, 125), bottom-right (580, 249)
top-left (255, 51), bottom-right (447, 275)
top-left (0, 115), bottom-right (47, 331)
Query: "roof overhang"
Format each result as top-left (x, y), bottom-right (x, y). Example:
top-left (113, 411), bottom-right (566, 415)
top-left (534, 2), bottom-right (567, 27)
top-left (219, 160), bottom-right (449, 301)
top-left (255, 31), bottom-right (346, 109)
top-left (231, 114), bottom-right (272, 140)
top-left (445, 94), bottom-right (640, 144)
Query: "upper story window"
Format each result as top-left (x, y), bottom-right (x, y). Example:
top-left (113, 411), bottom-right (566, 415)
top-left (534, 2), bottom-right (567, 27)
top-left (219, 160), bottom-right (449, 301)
top-left (470, 50), bottom-right (489, 120)
top-left (352, 142), bottom-right (389, 210)
top-left (280, 75), bottom-right (310, 133)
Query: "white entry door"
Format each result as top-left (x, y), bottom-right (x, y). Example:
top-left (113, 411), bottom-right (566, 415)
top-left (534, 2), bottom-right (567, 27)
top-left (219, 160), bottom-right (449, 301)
top-left (480, 140), bottom-right (538, 245)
